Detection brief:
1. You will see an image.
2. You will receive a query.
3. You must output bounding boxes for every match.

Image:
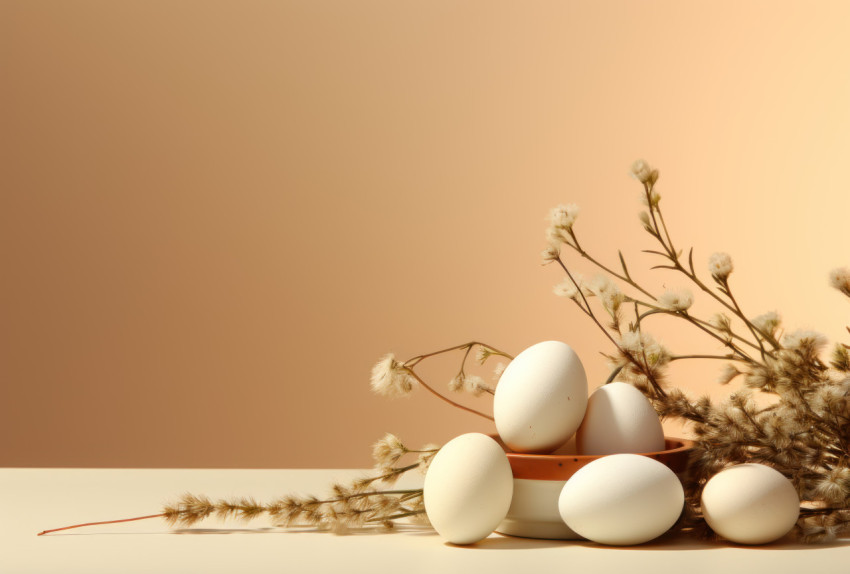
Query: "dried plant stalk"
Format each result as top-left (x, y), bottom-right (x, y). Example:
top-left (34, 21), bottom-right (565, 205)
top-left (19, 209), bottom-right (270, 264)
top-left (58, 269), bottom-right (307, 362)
top-left (39, 434), bottom-right (439, 536)
top-left (370, 341), bottom-right (513, 419)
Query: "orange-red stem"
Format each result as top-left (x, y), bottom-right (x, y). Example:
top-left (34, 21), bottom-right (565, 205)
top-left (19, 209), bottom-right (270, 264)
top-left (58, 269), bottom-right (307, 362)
top-left (405, 369), bottom-right (494, 421)
top-left (38, 513), bottom-right (165, 536)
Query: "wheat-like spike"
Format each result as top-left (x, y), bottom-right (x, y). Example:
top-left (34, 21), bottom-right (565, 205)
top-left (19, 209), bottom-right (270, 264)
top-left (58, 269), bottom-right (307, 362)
top-left (41, 435), bottom-right (432, 536)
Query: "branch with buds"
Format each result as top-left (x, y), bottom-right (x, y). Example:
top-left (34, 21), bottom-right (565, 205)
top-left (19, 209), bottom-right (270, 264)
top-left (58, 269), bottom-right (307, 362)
top-left (369, 341), bottom-right (514, 420)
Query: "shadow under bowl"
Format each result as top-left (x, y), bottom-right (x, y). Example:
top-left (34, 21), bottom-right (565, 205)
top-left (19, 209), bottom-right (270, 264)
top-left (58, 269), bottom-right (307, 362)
top-left (495, 437), bottom-right (694, 540)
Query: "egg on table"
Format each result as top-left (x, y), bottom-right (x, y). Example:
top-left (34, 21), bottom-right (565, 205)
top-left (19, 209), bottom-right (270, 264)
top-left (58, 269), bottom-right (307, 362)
top-left (558, 453), bottom-right (684, 545)
top-left (494, 340), bottom-right (588, 453)
top-left (576, 382), bottom-right (665, 455)
top-left (701, 463), bottom-right (800, 544)
top-left (423, 433), bottom-right (514, 545)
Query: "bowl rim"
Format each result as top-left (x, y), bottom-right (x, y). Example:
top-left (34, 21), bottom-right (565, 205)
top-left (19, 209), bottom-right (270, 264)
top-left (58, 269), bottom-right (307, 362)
top-left (502, 436), bottom-right (694, 481)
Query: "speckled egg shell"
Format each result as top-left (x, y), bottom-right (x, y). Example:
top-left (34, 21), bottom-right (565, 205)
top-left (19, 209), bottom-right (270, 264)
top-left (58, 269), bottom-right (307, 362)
top-left (494, 341), bottom-right (588, 453)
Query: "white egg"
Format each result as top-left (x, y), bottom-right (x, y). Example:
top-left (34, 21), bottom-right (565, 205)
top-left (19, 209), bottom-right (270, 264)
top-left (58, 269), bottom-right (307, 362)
top-left (576, 382), bottom-right (665, 455)
top-left (494, 341), bottom-right (588, 453)
top-left (558, 453), bottom-right (684, 545)
top-left (423, 433), bottom-right (513, 545)
top-left (701, 463), bottom-right (800, 544)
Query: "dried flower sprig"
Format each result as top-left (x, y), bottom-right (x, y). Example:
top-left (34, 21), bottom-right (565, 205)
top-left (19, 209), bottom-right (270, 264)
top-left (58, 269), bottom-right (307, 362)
top-left (155, 484), bottom-right (428, 535)
top-left (39, 434), bottom-right (438, 536)
top-left (160, 472), bottom-right (432, 535)
top-left (372, 432), bottom-right (440, 473)
top-left (370, 341), bottom-right (514, 420)
top-left (547, 159), bottom-right (850, 542)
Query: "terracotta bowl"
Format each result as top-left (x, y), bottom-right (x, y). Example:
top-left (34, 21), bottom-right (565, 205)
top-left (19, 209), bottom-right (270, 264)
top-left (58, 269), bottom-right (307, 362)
top-left (494, 436), bottom-right (694, 540)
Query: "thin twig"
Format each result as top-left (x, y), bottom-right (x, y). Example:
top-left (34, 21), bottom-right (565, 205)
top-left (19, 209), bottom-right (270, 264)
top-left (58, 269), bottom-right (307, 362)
top-left (556, 257), bottom-right (666, 398)
top-left (404, 369), bottom-right (494, 421)
top-left (404, 342), bottom-right (513, 368)
top-left (38, 514), bottom-right (165, 536)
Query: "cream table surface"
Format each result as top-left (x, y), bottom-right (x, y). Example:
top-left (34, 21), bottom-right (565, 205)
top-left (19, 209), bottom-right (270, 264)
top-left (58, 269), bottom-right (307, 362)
top-left (2, 468), bottom-right (849, 574)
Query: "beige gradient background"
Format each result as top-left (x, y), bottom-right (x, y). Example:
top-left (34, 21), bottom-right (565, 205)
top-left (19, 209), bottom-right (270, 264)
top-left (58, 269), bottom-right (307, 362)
top-left (2, 1), bottom-right (850, 468)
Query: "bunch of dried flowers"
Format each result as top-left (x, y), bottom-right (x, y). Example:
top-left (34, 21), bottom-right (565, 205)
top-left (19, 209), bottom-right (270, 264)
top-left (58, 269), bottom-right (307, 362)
top-left (544, 160), bottom-right (850, 542)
